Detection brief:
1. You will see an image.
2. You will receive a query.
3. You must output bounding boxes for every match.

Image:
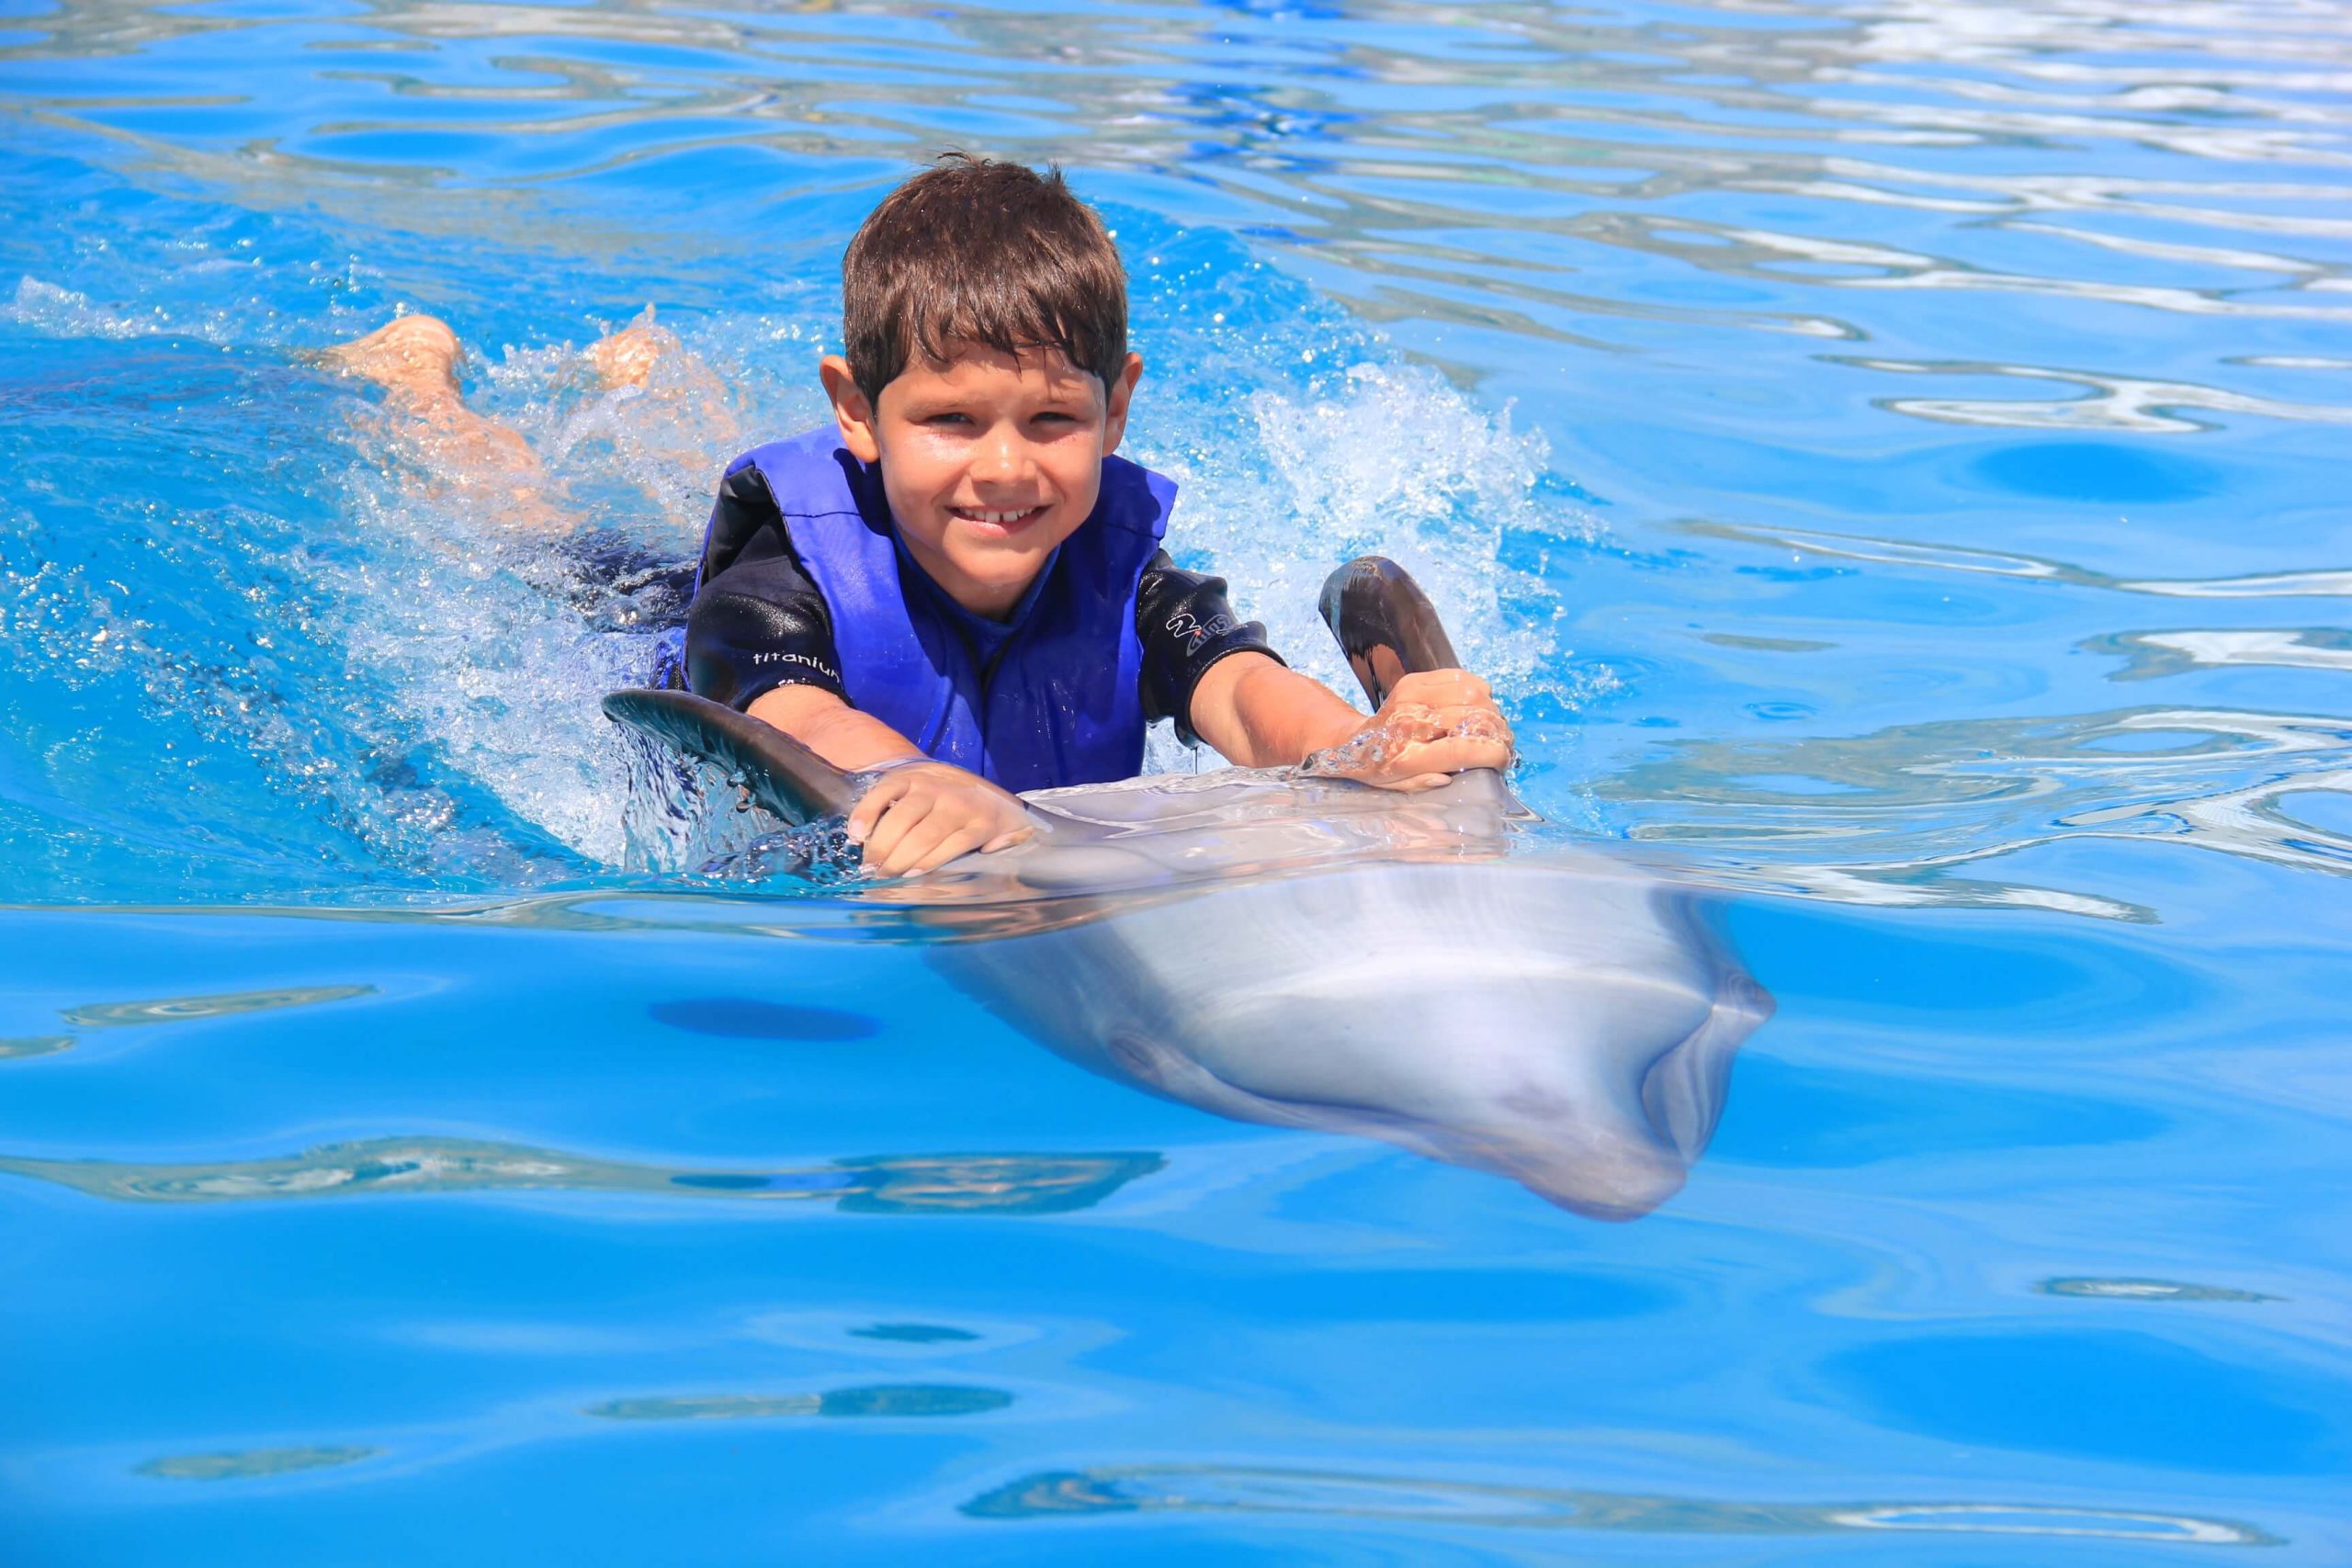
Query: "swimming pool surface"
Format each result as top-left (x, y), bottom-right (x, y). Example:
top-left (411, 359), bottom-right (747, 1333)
top-left (3, 0), bottom-right (2348, 1560)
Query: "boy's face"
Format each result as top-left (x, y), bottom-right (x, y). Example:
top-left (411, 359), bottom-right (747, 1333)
top-left (821, 343), bottom-right (1144, 621)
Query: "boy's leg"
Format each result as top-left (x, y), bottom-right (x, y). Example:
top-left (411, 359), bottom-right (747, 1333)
top-left (324, 310), bottom-right (742, 533)
top-left (322, 313), bottom-right (561, 527)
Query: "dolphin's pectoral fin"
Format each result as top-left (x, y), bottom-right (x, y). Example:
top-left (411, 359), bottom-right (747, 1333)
top-left (1319, 557), bottom-right (1459, 710)
top-left (1316, 555), bottom-right (1533, 818)
top-left (603, 689), bottom-right (863, 828)
top-left (606, 690), bottom-right (1075, 869)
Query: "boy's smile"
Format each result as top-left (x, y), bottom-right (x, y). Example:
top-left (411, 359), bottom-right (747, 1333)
top-left (821, 342), bottom-right (1144, 620)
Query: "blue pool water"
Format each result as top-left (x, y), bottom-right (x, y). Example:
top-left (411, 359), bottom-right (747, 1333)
top-left (4, 0), bottom-right (2350, 1560)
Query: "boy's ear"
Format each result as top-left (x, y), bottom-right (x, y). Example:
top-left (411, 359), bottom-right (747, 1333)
top-left (819, 355), bottom-right (882, 464)
top-left (1101, 353), bottom-right (1145, 457)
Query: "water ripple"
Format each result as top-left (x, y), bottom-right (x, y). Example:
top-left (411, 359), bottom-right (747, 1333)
top-left (0, 1136), bottom-right (1165, 1213)
top-left (6, 0), bottom-right (2346, 367)
top-left (962, 1463), bottom-right (2278, 1544)
top-left (1606, 705), bottom-right (2352, 915)
top-left (1688, 519), bottom-right (2352, 600)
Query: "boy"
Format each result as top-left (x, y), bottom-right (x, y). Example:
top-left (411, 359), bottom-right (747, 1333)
top-left (327, 155), bottom-right (1511, 876)
top-left (684, 155), bottom-right (1510, 874)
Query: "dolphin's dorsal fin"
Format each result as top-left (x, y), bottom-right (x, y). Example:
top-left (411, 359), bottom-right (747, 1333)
top-left (1318, 556), bottom-right (1460, 709)
top-left (602, 689), bottom-right (860, 827)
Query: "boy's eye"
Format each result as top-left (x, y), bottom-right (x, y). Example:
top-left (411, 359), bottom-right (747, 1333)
top-left (922, 412), bottom-right (972, 427)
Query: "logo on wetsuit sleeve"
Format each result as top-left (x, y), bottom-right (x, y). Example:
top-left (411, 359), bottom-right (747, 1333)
top-left (749, 650), bottom-right (841, 683)
top-left (1165, 609), bottom-right (1237, 654)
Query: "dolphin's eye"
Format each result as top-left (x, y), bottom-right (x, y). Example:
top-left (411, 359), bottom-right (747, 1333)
top-left (1107, 1032), bottom-right (1159, 1077)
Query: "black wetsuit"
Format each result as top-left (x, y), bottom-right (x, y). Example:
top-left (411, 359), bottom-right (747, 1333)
top-left (680, 461), bottom-right (1283, 747)
top-left (560, 531), bottom-right (699, 633)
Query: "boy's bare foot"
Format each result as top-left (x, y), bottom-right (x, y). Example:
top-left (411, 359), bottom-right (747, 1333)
top-left (322, 311), bottom-right (556, 524)
top-left (582, 312), bottom-right (743, 530)
top-left (588, 321), bottom-right (678, 390)
top-left (319, 313), bottom-right (465, 407)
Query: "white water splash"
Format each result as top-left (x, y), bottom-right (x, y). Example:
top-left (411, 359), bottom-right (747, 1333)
top-left (1136, 356), bottom-right (1593, 776)
top-left (3, 277), bottom-right (164, 340)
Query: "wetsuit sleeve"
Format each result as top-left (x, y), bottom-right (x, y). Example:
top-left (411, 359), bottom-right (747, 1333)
top-left (684, 465), bottom-right (848, 712)
top-left (1136, 549), bottom-right (1285, 747)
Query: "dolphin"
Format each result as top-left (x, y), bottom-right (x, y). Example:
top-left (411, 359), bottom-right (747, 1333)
top-left (605, 558), bottom-right (1770, 1219)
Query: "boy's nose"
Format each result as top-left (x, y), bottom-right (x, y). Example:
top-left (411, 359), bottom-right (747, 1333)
top-left (972, 429), bottom-right (1036, 490)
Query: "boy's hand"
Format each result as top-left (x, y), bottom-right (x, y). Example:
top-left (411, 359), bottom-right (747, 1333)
top-left (1303, 670), bottom-right (1514, 792)
top-left (845, 761), bottom-right (1034, 876)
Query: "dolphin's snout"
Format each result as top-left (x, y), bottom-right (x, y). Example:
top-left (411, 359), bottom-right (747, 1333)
top-left (1438, 1080), bottom-right (1695, 1220)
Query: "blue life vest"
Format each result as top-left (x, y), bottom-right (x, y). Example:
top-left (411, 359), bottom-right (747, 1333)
top-left (697, 428), bottom-right (1173, 793)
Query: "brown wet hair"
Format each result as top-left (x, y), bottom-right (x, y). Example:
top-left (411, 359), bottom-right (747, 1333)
top-left (842, 152), bottom-right (1128, 405)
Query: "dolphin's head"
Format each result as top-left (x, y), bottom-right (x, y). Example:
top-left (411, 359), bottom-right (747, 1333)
top-left (1001, 858), bottom-right (1773, 1222)
top-left (1181, 935), bottom-right (1768, 1220)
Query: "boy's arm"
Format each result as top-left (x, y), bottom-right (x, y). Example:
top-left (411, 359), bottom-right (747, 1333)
top-left (747, 682), bottom-right (924, 773)
top-left (1182, 653), bottom-right (1359, 768)
top-left (1188, 653), bottom-right (1513, 788)
top-left (1131, 552), bottom-right (1510, 784)
top-left (747, 685), bottom-right (1032, 874)
top-left (685, 473), bottom-right (1026, 875)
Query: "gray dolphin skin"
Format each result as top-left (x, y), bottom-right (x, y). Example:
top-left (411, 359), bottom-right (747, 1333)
top-left (604, 558), bottom-right (1771, 1219)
